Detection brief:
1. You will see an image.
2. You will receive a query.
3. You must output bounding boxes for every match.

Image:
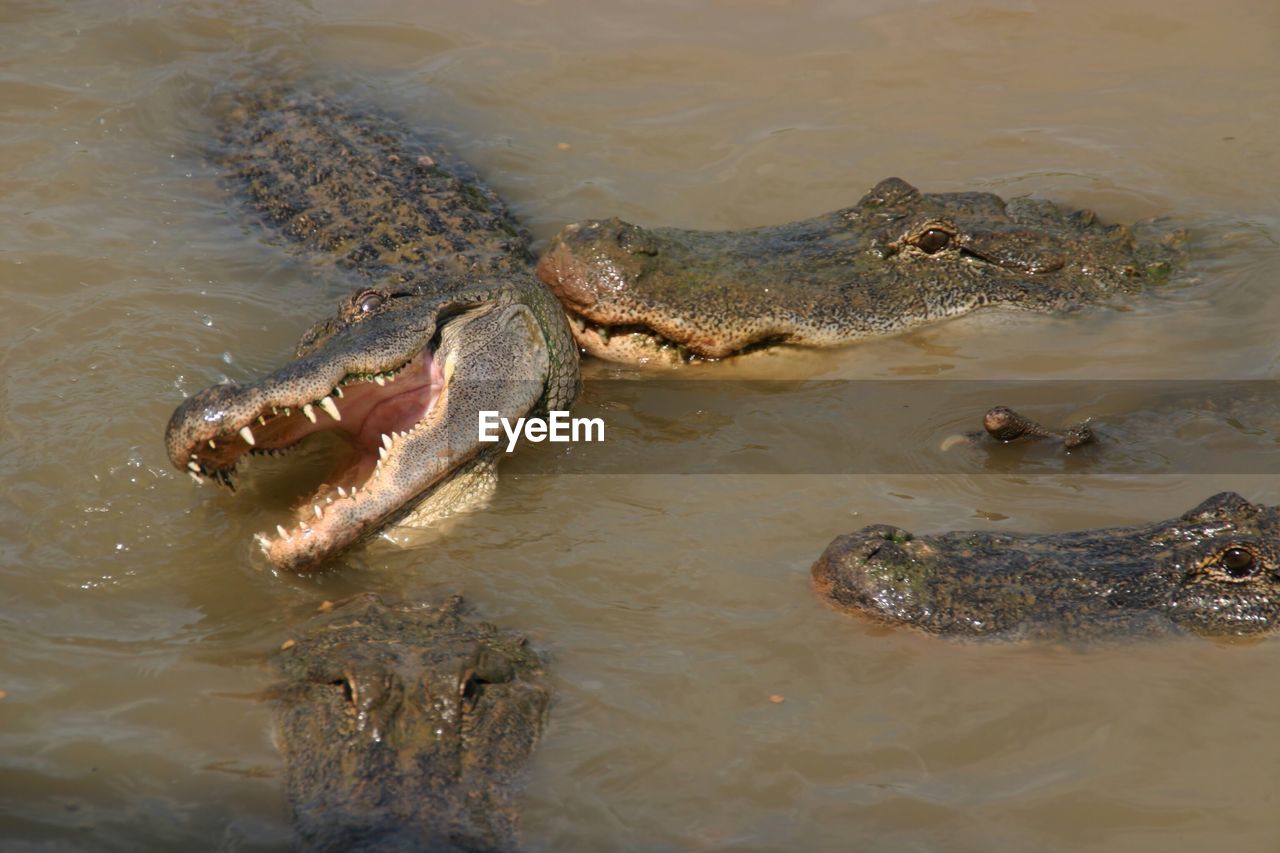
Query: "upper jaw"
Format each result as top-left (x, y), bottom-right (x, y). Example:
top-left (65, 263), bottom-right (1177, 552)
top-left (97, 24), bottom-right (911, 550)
top-left (164, 298), bottom-right (440, 475)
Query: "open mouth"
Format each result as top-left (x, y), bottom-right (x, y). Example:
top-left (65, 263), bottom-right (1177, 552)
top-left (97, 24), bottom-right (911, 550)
top-left (168, 342), bottom-right (451, 570)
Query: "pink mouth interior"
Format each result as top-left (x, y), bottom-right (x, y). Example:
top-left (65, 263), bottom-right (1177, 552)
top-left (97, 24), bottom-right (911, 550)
top-left (211, 347), bottom-right (447, 496)
top-left (338, 350), bottom-right (445, 460)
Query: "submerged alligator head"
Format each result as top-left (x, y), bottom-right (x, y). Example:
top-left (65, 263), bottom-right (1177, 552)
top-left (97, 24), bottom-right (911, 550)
top-left (164, 90), bottom-right (578, 570)
top-left (537, 177), bottom-right (1183, 363)
top-left (812, 492), bottom-right (1280, 641)
top-left (274, 593), bottom-right (547, 850)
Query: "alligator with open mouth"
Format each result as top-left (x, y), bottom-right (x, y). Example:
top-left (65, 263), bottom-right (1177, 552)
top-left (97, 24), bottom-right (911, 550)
top-left (164, 90), bottom-right (579, 570)
top-left (273, 593), bottom-right (547, 850)
top-left (812, 492), bottom-right (1280, 641)
top-left (536, 177), bottom-right (1183, 364)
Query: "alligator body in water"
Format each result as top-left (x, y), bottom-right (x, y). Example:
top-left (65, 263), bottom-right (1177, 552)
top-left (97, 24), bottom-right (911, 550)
top-left (974, 405), bottom-right (1096, 449)
top-left (164, 90), bottom-right (579, 570)
top-left (941, 382), bottom-right (1278, 473)
top-left (273, 593), bottom-right (547, 850)
top-left (812, 492), bottom-right (1280, 641)
top-left (537, 177), bottom-right (1182, 364)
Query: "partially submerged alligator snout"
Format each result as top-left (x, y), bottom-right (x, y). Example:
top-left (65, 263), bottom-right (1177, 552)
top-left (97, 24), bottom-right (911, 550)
top-left (813, 492), bottom-right (1280, 641)
top-left (274, 594), bottom-right (547, 850)
top-left (537, 177), bottom-right (1184, 363)
top-left (164, 91), bottom-right (578, 571)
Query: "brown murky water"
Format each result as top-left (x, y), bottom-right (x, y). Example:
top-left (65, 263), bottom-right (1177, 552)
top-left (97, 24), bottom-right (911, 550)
top-left (3, 0), bottom-right (1280, 849)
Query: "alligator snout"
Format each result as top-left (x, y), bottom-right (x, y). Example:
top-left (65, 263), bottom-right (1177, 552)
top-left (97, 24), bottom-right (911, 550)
top-left (811, 524), bottom-right (924, 621)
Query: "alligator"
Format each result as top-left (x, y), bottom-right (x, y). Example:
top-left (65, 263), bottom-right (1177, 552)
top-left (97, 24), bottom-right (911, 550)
top-left (812, 492), bottom-right (1280, 641)
top-left (536, 177), bottom-right (1183, 364)
top-left (164, 90), bottom-right (579, 571)
top-left (273, 593), bottom-right (548, 850)
top-left (973, 405), bottom-right (1096, 449)
top-left (941, 383), bottom-right (1278, 469)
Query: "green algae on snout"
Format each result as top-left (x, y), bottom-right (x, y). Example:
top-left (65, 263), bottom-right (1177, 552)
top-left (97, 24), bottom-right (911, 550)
top-left (813, 493), bottom-right (1280, 641)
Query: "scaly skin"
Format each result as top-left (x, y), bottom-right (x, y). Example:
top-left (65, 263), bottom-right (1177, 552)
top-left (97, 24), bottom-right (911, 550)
top-left (274, 594), bottom-right (548, 851)
top-left (164, 90), bottom-right (579, 570)
top-left (813, 493), bottom-right (1280, 641)
top-left (536, 177), bottom-right (1183, 363)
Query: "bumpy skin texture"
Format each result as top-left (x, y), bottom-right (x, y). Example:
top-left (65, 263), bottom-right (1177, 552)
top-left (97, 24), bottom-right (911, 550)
top-left (274, 594), bottom-right (548, 851)
top-left (164, 90), bottom-right (579, 570)
top-left (536, 177), bottom-right (1182, 363)
top-left (225, 88), bottom-right (530, 281)
top-left (813, 493), bottom-right (1280, 641)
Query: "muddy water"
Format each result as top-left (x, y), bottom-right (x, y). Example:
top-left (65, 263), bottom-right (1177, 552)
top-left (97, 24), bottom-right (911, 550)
top-left (3, 0), bottom-right (1280, 848)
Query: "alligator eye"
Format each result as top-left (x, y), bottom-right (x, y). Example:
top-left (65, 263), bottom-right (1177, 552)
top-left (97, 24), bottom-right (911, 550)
top-left (915, 228), bottom-right (952, 254)
top-left (355, 291), bottom-right (384, 313)
top-left (1220, 547), bottom-right (1258, 578)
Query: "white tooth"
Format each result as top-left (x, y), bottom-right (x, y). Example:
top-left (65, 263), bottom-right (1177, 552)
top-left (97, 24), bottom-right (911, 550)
top-left (187, 461), bottom-right (201, 472)
top-left (208, 440), bottom-right (217, 450)
top-left (334, 386), bottom-right (343, 398)
top-left (239, 426), bottom-right (256, 446)
top-left (374, 375), bottom-right (386, 386)
top-left (325, 496), bottom-right (333, 504)
top-left (303, 404), bottom-right (317, 423)
top-left (188, 471), bottom-right (204, 485)
top-left (319, 397), bottom-right (341, 421)
top-left (378, 447), bottom-right (389, 461)
top-left (443, 353), bottom-right (456, 383)
top-left (258, 415), bottom-right (267, 426)
top-left (313, 504), bottom-right (323, 519)
top-left (337, 486), bottom-right (348, 497)
top-left (276, 525), bottom-right (289, 539)
top-left (381, 433), bottom-right (392, 450)
top-left (255, 534), bottom-right (270, 554)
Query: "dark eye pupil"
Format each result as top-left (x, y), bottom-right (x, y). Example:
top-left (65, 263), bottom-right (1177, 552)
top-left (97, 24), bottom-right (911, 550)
top-left (916, 229), bottom-right (951, 254)
top-left (1222, 547), bottom-right (1256, 578)
top-left (357, 292), bottom-right (384, 312)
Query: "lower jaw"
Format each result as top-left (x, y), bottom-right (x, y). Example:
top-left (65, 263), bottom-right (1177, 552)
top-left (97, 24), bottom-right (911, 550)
top-left (257, 357), bottom-right (448, 568)
top-left (569, 318), bottom-right (691, 366)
